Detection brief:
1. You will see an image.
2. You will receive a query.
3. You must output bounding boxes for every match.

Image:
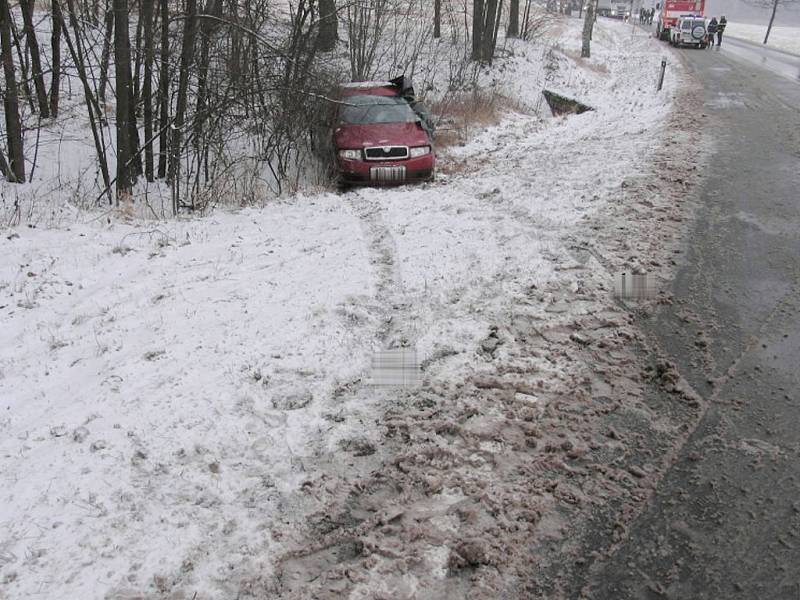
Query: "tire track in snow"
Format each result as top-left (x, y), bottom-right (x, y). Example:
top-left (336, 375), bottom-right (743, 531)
top-left (345, 189), bottom-right (416, 350)
top-left (255, 19), bottom-right (704, 600)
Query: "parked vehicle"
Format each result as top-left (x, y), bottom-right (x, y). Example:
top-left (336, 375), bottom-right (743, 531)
top-left (332, 78), bottom-right (435, 187)
top-left (655, 0), bottom-right (705, 41)
top-left (597, 1), bottom-right (630, 19)
top-left (670, 15), bottom-right (708, 48)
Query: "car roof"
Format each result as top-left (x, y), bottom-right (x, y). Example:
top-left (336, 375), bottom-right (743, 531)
top-left (339, 81), bottom-right (399, 98)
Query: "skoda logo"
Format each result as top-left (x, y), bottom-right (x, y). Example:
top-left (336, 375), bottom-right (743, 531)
top-left (383, 146), bottom-right (392, 153)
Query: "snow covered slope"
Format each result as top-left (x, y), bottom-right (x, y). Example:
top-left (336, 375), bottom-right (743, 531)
top-left (726, 22), bottom-right (800, 55)
top-left (1, 17), bottom-right (700, 600)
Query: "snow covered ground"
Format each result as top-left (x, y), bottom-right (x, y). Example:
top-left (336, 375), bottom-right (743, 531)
top-left (1, 17), bottom-right (704, 600)
top-left (726, 22), bottom-right (800, 55)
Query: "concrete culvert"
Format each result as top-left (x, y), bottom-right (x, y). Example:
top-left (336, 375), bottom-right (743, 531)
top-left (542, 90), bottom-right (593, 117)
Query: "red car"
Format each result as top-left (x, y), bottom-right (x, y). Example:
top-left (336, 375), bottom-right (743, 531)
top-left (333, 80), bottom-right (435, 186)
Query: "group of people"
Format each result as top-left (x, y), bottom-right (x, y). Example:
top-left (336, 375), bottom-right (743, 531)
top-left (706, 16), bottom-right (727, 47)
top-left (639, 8), bottom-right (655, 25)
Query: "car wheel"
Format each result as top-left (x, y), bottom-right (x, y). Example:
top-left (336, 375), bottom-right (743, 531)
top-left (334, 176), bottom-right (350, 193)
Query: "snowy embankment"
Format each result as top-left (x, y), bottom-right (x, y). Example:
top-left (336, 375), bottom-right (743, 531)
top-left (0, 18), bottom-right (703, 600)
top-left (726, 22), bottom-right (800, 55)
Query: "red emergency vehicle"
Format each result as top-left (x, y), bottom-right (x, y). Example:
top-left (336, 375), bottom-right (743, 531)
top-left (655, 0), bottom-right (705, 40)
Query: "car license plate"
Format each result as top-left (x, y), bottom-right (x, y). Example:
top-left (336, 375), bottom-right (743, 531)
top-left (370, 166), bottom-right (406, 183)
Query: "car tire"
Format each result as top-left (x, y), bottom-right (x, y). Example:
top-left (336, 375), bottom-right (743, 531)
top-left (335, 176), bottom-right (351, 193)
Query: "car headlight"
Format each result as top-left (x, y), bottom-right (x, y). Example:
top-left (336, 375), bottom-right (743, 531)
top-left (409, 146), bottom-right (431, 158)
top-left (338, 149), bottom-right (361, 160)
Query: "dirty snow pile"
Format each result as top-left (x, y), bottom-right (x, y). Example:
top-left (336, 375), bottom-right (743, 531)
top-left (1, 17), bottom-right (704, 600)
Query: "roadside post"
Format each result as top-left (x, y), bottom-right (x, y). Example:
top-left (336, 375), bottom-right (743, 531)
top-left (657, 58), bottom-right (667, 91)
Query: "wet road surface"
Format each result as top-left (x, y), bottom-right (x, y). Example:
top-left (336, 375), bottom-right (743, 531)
top-left (586, 28), bottom-right (800, 600)
top-left (722, 36), bottom-right (800, 82)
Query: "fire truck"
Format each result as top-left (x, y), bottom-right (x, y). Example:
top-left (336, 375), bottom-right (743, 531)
top-left (655, 0), bottom-right (705, 40)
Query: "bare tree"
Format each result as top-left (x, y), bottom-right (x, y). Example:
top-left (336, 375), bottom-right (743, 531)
top-left (508, 0), bottom-right (519, 37)
top-left (114, 0), bottom-right (137, 199)
top-left (18, 0), bottom-right (50, 118)
top-left (157, 0), bottom-right (169, 178)
top-left (1, 0), bottom-right (25, 182)
top-left (141, 0), bottom-right (156, 181)
top-left (581, 0), bottom-right (595, 57)
top-left (744, 0), bottom-right (800, 44)
top-left (98, 5), bottom-right (114, 106)
top-left (49, 0), bottom-right (62, 117)
top-left (346, 0), bottom-right (387, 80)
top-left (472, 0), bottom-right (483, 60)
top-left (61, 0), bottom-right (111, 197)
top-left (472, 0), bottom-right (503, 62)
top-left (0, 145), bottom-right (10, 180)
top-left (318, 0), bottom-right (337, 51)
top-left (434, 0), bottom-right (441, 38)
top-left (193, 0), bottom-right (224, 186)
top-left (9, 13), bottom-right (34, 113)
top-left (168, 0), bottom-right (198, 211)
top-left (482, 0), bottom-right (503, 62)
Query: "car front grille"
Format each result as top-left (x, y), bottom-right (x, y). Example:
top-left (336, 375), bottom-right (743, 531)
top-left (370, 166), bottom-right (406, 183)
top-left (365, 146), bottom-right (409, 161)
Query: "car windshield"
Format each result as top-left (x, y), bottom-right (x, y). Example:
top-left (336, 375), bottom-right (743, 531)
top-left (339, 95), bottom-right (418, 125)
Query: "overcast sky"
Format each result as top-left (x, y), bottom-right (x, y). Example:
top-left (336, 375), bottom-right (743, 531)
top-left (703, 0), bottom-right (800, 25)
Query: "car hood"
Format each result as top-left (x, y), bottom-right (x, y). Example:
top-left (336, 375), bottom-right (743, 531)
top-left (334, 121), bottom-right (430, 149)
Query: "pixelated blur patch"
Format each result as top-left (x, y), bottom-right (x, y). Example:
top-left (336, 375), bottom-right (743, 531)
top-left (367, 348), bottom-right (421, 387)
top-left (613, 271), bottom-right (657, 301)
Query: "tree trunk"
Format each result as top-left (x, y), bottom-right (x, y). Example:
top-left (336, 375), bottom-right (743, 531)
top-left (114, 0), bottom-right (136, 200)
top-left (157, 0), bottom-right (170, 178)
top-left (475, 0), bottom-right (501, 62)
top-left (764, 0), bottom-right (778, 44)
top-left (0, 144), bottom-right (10, 181)
top-left (1, 0), bottom-right (25, 182)
top-left (63, 0), bottom-right (111, 198)
top-left (508, 0), bottom-right (519, 37)
top-left (472, 0), bottom-right (483, 60)
top-left (133, 0), bottom-right (144, 103)
top-left (194, 0), bottom-right (223, 184)
top-left (49, 0), bottom-right (62, 116)
top-left (484, 0), bottom-right (502, 61)
top-left (98, 7), bottom-right (114, 105)
top-left (9, 16), bottom-right (34, 113)
top-left (19, 0), bottom-right (50, 118)
top-left (434, 0), bottom-right (441, 38)
top-left (317, 0), bottom-right (337, 51)
top-left (168, 0), bottom-right (198, 209)
top-left (141, 0), bottom-right (155, 180)
top-left (581, 0), bottom-right (594, 57)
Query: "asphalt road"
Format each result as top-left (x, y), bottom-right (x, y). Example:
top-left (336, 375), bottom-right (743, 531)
top-left (723, 36), bottom-right (800, 82)
top-left (585, 34), bottom-right (800, 600)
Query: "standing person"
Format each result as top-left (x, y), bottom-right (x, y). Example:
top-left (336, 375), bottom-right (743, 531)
top-left (707, 17), bottom-right (718, 47)
top-left (717, 16), bottom-right (727, 46)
